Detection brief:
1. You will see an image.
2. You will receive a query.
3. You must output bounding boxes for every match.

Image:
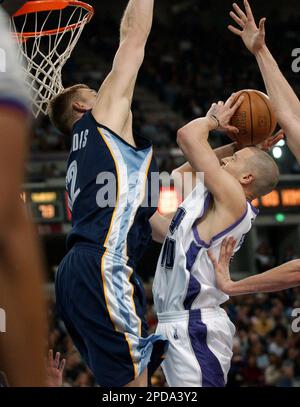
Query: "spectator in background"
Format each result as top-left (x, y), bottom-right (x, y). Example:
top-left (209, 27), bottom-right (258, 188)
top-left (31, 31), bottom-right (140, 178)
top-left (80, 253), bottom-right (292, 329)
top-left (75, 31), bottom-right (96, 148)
top-left (268, 327), bottom-right (288, 358)
top-left (265, 354), bottom-right (282, 386)
top-left (46, 350), bottom-right (66, 387)
top-left (242, 355), bottom-right (264, 386)
top-left (252, 309), bottom-right (275, 337)
top-left (255, 242), bottom-right (276, 273)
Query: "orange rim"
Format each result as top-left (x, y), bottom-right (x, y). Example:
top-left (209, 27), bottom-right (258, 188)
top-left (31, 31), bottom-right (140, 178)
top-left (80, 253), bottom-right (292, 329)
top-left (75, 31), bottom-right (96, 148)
top-left (12, 0), bottom-right (94, 40)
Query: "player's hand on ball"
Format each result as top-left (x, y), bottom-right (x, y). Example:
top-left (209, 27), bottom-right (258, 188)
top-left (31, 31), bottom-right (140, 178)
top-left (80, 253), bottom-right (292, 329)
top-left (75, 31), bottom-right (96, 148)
top-left (206, 93), bottom-right (244, 133)
top-left (208, 238), bottom-right (237, 294)
top-left (257, 129), bottom-right (285, 152)
top-left (229, 0), bottom-right (266, 55)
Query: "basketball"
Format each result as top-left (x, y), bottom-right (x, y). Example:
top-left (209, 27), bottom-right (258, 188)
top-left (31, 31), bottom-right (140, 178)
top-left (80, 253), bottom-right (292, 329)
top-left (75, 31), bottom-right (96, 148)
top-left (228, 89), bottom-right (277, 147)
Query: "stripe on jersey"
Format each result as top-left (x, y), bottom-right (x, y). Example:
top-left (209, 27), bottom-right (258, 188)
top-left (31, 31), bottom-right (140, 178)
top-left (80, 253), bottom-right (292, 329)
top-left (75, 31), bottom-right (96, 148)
top-left (183, 194), bottom-right (211, 310)
top-left (98, 127), bottom-right (153, 378)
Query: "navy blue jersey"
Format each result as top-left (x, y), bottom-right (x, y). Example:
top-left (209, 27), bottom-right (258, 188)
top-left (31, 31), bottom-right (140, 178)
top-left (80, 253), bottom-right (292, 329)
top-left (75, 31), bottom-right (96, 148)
top-left (66, 111), bottom-right (159, 266)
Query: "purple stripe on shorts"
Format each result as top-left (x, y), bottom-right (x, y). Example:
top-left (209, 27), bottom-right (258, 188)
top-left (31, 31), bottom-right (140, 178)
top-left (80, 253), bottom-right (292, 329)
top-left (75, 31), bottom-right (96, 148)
top-left (188, 309), bottom-right (225, 387)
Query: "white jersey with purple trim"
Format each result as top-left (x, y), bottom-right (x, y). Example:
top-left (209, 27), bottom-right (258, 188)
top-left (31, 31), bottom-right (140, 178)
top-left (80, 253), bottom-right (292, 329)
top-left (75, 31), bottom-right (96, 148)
top-left (0, 7), bottom-right (30, 114)
top-left (153, 179), bottom-right (258, 313)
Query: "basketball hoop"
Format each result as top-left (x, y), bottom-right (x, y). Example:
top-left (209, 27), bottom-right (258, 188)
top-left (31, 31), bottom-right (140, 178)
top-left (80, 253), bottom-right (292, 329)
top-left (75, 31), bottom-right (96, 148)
top-left (10, 0), bottom-right (94, 117)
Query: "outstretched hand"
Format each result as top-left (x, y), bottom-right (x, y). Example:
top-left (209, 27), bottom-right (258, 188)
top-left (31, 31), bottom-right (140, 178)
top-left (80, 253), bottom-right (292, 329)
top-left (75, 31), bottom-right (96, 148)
top-left (208, 237), bottom-right (237, 294)
top-left (229, 0), bottom-right (266, 55)
top-left (258, 129), bottom-right (285, 152)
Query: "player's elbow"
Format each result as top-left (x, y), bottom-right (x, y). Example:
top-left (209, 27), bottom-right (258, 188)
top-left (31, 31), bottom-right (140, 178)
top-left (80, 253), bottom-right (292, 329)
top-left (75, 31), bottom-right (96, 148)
top-left (177, 127), bottom-right (190, 148)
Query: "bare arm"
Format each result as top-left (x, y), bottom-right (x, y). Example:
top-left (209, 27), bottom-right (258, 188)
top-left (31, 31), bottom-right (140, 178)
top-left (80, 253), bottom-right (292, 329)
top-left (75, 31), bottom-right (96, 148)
top-left (172, 143), bottom-right (238, 200)
top-left (255, 49), bottom-right (300, 162)
top-left (0, 110), bottom-right (47, 387)
top-left (150, 211), bottom-right (175, 244)
top-left (92, 0), bottom-right (154, 135)
top-left (229, 0), bottom-right (300, 162)
top-left (0, 9), bottom-right (47, 386)
top-left (209, 238), bottom-right (300, 296)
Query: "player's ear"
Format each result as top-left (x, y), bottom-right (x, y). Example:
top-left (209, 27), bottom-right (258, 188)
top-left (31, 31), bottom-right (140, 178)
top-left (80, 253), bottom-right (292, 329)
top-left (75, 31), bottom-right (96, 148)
top-left (73, 101), bottom-right (88, 113)
top-left (240, 173), bottom-right (255, 186)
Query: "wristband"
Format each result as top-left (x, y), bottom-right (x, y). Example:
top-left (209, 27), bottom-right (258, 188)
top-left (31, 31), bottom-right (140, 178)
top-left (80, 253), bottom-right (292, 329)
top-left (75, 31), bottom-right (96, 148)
top-left (208, 114), bottom-right (220, 129)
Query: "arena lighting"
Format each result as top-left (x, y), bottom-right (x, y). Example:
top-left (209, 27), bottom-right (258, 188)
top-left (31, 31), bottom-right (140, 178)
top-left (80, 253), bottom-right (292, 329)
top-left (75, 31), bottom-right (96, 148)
top-left (275, 213), bottom-right (286, 223)
top-left (276, 139), bottom-right (286, 147)
top-left (158, 187), bottom-right (182, 216)
top-left (272, 146), bottom-right (283, 159)
top-left (261, 190), bottom-right (280, 207)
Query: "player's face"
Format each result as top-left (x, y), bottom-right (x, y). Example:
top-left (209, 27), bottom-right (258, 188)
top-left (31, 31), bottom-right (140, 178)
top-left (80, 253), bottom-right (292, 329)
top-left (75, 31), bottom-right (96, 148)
top-left (221, 148), bottom-right (254, 178)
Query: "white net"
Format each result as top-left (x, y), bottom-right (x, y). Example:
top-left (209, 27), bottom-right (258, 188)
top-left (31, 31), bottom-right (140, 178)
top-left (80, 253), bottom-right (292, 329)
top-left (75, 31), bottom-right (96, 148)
top-left (10, 2), bottom-right (93, 117)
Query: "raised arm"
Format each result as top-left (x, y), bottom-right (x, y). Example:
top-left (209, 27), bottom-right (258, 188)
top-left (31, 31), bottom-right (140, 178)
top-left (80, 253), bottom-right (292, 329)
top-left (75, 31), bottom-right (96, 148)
top-left (209, 238), bottom-right (300, 296)
top-left (176, 94), bottom-right (246, 216)
top-left (92, 0), bottom-right (154, 135)
top-left (229, 0), bottom-right (300, 163)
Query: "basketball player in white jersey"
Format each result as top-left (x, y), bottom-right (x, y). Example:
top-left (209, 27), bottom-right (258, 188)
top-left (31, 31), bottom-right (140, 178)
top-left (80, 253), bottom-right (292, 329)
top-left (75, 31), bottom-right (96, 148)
top-left (152, 93), bottom-right (280, 387)
top-left (0, 2), bottom-right (47, 386)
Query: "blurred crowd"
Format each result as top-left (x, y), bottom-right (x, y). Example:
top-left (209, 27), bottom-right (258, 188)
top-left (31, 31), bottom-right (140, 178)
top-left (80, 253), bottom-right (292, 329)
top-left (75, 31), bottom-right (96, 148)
top-left (225, 290), bottom-right (300, 387)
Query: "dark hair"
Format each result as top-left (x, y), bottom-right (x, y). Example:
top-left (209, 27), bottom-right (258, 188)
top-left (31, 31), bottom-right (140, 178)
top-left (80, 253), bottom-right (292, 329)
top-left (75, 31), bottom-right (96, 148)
top-left (48, 84), bottom-right (90, 135)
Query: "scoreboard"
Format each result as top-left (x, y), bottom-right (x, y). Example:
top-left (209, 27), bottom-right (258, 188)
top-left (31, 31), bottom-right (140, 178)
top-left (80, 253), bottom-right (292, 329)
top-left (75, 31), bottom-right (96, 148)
top-left (252, 188), bottom-right (300, 213)
top-left (22, 189), bottom-right (71, 224)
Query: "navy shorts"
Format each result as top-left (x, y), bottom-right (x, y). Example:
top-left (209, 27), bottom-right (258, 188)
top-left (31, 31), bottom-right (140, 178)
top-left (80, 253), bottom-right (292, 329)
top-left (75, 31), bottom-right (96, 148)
top-left (55, 243), bottom-right (168, 387)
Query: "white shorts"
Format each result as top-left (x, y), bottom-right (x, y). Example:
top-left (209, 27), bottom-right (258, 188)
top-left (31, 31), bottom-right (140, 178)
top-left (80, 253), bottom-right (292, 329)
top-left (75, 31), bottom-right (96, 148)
top-left (156, 308), bottom-right (236, 387)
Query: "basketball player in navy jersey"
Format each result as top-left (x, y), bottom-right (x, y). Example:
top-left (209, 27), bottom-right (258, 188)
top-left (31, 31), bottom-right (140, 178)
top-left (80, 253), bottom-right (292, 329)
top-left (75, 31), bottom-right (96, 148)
top-left (49, 0), bottom-right (169, 387)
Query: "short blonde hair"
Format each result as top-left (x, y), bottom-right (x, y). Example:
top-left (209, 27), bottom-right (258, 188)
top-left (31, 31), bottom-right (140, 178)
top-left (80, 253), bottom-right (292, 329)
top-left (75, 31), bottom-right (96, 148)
top-left (48, 84), bottom-right (90, 135)
top-left (246, 147), bottom-right (280, 198)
